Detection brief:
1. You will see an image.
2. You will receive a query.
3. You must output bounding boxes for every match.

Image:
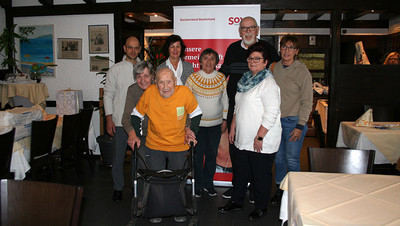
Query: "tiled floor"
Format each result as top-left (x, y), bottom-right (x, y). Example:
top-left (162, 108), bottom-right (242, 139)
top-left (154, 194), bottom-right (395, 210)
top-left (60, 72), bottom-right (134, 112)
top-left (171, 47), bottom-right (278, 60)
top-left (55, 137), bottom-right (319, 226)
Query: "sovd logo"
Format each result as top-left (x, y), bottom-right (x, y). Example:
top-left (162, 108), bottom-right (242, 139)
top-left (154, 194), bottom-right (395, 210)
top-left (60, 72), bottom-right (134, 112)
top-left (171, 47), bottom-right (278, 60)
top-left (228, 17), bottom-right (242, 25)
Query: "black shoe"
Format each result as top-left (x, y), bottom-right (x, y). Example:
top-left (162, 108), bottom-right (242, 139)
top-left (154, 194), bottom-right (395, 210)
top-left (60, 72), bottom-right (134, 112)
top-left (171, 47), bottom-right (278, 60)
top-left (249, 208), bottom-right (267, 221)
top-left (270, 185), bottom-right (283, 207)
top-left (113, 190), bottom-right (122, 202)
top-left (195, 189), bottom-right (202, 198)
top-left (222, 187), bottom-right (233, 199)
top-left (218, 202), bottom-right (243, 213)
top-left (204, 187), bottom-right (217, 197)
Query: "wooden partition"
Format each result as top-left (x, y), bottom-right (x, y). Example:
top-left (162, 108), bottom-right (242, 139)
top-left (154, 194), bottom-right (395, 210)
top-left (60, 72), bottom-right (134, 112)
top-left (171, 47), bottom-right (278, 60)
top-left (327, 65), bottom-right (400, 147)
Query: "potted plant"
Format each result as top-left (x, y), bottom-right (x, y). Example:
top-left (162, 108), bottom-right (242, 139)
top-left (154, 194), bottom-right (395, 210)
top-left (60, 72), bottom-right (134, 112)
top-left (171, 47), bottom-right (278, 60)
top-left (0, 24), bottom-right (35, 75)
top-left (144, 37), bottom-right (165, 69)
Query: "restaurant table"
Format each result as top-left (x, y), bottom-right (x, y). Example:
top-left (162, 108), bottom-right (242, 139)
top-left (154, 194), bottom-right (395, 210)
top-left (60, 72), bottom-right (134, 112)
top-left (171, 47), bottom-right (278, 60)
top-left (0, 83), bottom-right (49, 109)
top-left (4, 112), bottom-right (98, 180)
top-left (336, 121), bottom-right (400, 164)
top-left (315, 99), bottom-right (328, 133)
top-left (279, 171), bottom-right (400, 225)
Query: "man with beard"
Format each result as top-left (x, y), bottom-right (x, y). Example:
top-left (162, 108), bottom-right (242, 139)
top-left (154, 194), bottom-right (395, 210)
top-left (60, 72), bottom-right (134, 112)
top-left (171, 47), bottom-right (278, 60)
top-left (104, 36), bottom-right (141, 202)
top-left (219, 16), bottom-right (280, 200)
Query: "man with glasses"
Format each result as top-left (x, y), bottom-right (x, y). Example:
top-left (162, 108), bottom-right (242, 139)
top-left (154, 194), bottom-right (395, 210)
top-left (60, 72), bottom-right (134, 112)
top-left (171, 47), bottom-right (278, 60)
top-left (219, 16), bottom-right (280, 200)
top-left (104, 36), bottom-right (141, 202)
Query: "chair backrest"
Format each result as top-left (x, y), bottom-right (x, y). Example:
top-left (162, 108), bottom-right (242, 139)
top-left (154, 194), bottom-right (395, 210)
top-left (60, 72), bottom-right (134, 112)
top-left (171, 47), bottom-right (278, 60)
top-left (78, 107), bottom-right (93, 140)
top-left (1, 179), bottom-right (84, 226)
top-left (31, 115), bottom-right (59, 159)
top-left (312, 110), bottom-right (326, 148)
top-left (61, 113), bottom-right (81, 157)
top-left (308, 147), bottom-right (375, 174)
top-left (0, 128), bottom-right (15, 179)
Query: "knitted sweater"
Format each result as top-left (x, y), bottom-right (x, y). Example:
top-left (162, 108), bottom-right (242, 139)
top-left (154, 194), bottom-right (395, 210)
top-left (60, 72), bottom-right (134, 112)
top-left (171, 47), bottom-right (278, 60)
top-left (185, 70), bottom-right (228, 127)
top-left (273, 60), bottom-right (313, 128)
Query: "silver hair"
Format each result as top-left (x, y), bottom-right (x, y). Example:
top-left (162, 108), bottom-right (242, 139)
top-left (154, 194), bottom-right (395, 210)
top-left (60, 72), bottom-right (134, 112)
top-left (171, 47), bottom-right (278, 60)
top-left (133, 61), bottom-right (154, 79)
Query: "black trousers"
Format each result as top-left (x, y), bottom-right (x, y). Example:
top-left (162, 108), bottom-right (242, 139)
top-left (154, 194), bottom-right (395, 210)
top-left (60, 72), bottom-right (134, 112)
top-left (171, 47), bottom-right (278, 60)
top-left (231, 148), bottom-right (275, 209)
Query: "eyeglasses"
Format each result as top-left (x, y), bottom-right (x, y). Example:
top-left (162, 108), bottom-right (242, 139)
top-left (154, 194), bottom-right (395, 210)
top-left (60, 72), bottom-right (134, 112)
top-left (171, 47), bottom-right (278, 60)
top-left (240, 26), bottom-right (257, 32)
top-left (281, 45), bottom-right (297, 52)
top-left (127, 46), bottom-right (140, 51)
top-left (247, 57), bottom-right (264, 63)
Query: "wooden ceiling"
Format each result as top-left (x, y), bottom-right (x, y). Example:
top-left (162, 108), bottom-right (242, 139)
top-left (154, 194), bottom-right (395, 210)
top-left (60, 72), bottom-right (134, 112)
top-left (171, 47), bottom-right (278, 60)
top-left (2, 0), bottom-right (399, 30)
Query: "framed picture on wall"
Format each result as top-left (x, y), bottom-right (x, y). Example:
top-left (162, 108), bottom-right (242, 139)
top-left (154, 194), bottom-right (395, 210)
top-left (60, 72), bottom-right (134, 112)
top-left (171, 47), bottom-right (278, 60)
top-left (19, 24), bottom-right (56, 77)
top-left (89, 25), bottom-right (109, 54)
top-left (90, 56), bottom-right (109, 72)
top-left (57, 38), bottom-right (82, 59)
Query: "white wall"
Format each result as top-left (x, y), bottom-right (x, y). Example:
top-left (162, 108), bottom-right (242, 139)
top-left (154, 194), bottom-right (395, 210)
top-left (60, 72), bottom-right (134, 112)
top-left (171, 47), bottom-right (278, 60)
top-left (14, 14), bottom-right (115, 144)
top-left (14, 14), bottom-right (113, 101)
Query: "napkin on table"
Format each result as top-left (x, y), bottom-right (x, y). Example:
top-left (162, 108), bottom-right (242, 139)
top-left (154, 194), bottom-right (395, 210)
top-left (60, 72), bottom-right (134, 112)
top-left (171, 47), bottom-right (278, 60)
top-left (354, 108), bottom-right (373, 127)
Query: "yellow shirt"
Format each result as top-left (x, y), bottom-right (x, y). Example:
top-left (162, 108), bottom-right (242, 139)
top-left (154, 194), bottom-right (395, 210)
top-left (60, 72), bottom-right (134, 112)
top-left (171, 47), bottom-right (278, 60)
top-left (135, 85), bottom-right (199, 152)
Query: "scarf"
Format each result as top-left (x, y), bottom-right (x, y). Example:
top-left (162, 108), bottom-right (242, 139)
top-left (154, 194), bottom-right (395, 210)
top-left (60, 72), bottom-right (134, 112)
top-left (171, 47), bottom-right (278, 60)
top-left (237, 68), bottom-right (272, 93)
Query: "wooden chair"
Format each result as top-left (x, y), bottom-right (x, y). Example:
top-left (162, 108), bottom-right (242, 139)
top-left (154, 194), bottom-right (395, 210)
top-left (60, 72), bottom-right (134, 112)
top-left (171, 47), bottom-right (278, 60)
top-left (312, 110), bottom-right (326, 148)
top-left (308, 147), bottom-right (375, 174)
top-left (29, 115), bottom-right (59, 181)
top-left (0, 179), bottom-right (84, 226)
top-left (0, 128), bottom-right (15, 179)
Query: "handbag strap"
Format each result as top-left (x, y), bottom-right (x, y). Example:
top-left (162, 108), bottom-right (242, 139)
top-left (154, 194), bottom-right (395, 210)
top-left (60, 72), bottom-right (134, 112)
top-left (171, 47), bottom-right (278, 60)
top-left (270, 62), bottom-right (277, 73)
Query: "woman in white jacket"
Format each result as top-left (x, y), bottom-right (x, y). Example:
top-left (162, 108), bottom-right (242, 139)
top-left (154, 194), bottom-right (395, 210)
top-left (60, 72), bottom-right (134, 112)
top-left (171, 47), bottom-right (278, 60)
top-left (218, 42), bottom-right (282, 221)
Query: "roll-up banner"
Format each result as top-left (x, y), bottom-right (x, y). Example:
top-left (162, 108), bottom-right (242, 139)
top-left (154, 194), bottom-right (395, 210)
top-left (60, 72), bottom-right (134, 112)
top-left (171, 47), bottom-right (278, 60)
top-left (174, 5), bottom-right (260, 185)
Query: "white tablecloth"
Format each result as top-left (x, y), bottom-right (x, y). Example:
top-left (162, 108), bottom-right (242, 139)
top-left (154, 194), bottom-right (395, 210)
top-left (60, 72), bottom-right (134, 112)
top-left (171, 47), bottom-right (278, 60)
top-left (336, 121), bottom-right (400, 164)
top-left (0, 83), bottom-right (49, 109)
top-left (7, 116), bottom-right (98, 180)
top-left (279, 172), bottom-right (400, 225)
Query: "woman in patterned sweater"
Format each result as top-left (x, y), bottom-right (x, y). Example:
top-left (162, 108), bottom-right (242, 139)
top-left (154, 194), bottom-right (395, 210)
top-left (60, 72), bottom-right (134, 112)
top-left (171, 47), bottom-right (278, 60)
top-left (186, 48), bottom-right (229, 198)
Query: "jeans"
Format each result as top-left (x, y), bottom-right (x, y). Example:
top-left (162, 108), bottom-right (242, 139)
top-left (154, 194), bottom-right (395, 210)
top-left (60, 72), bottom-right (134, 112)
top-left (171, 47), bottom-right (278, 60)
top-left (194, 125), bottom-right (221, 191)
top-left (274, 116), bottom-right (307, 184)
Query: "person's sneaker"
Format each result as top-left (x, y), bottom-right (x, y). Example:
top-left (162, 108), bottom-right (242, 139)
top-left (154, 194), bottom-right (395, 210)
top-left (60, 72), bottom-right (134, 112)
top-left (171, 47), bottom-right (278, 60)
top-left (204, 187), bottom-right (217, 196)
top-left (249, 190), bottom-right (255, 204)
top-left (222, 187), bottom-right (233, 199)
top-left (149, 217), bottom-right (162, 223)
top-left (174, 216), bottom-right (187, 223)
top-left (195, 189), bottom-right (202, 198)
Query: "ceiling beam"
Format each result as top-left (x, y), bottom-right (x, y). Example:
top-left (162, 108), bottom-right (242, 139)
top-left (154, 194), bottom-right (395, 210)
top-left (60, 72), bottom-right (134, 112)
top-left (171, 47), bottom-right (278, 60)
top-left (260, 20), bottom-right (387, 28)
top-left (126, 13), bottom-right (150, 23)
top-left (157, 13), bottom-right (172, 21)
top-left (275, 10), bottom-right (285, 21)
top-left (308, 12), bottom-right (325, 20)
top-left (380, 11), bottom-right (400, 20)
top-left (0, 0), bottom-right (11, 8)
top-left (38, 0), bottom-right (54, 7)
top-left (6, 0), bottom-right (400, 18)
top-left (83, 0), bottom-right (96, 4)
top-left (343, 10), bottom-right (370, 21)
